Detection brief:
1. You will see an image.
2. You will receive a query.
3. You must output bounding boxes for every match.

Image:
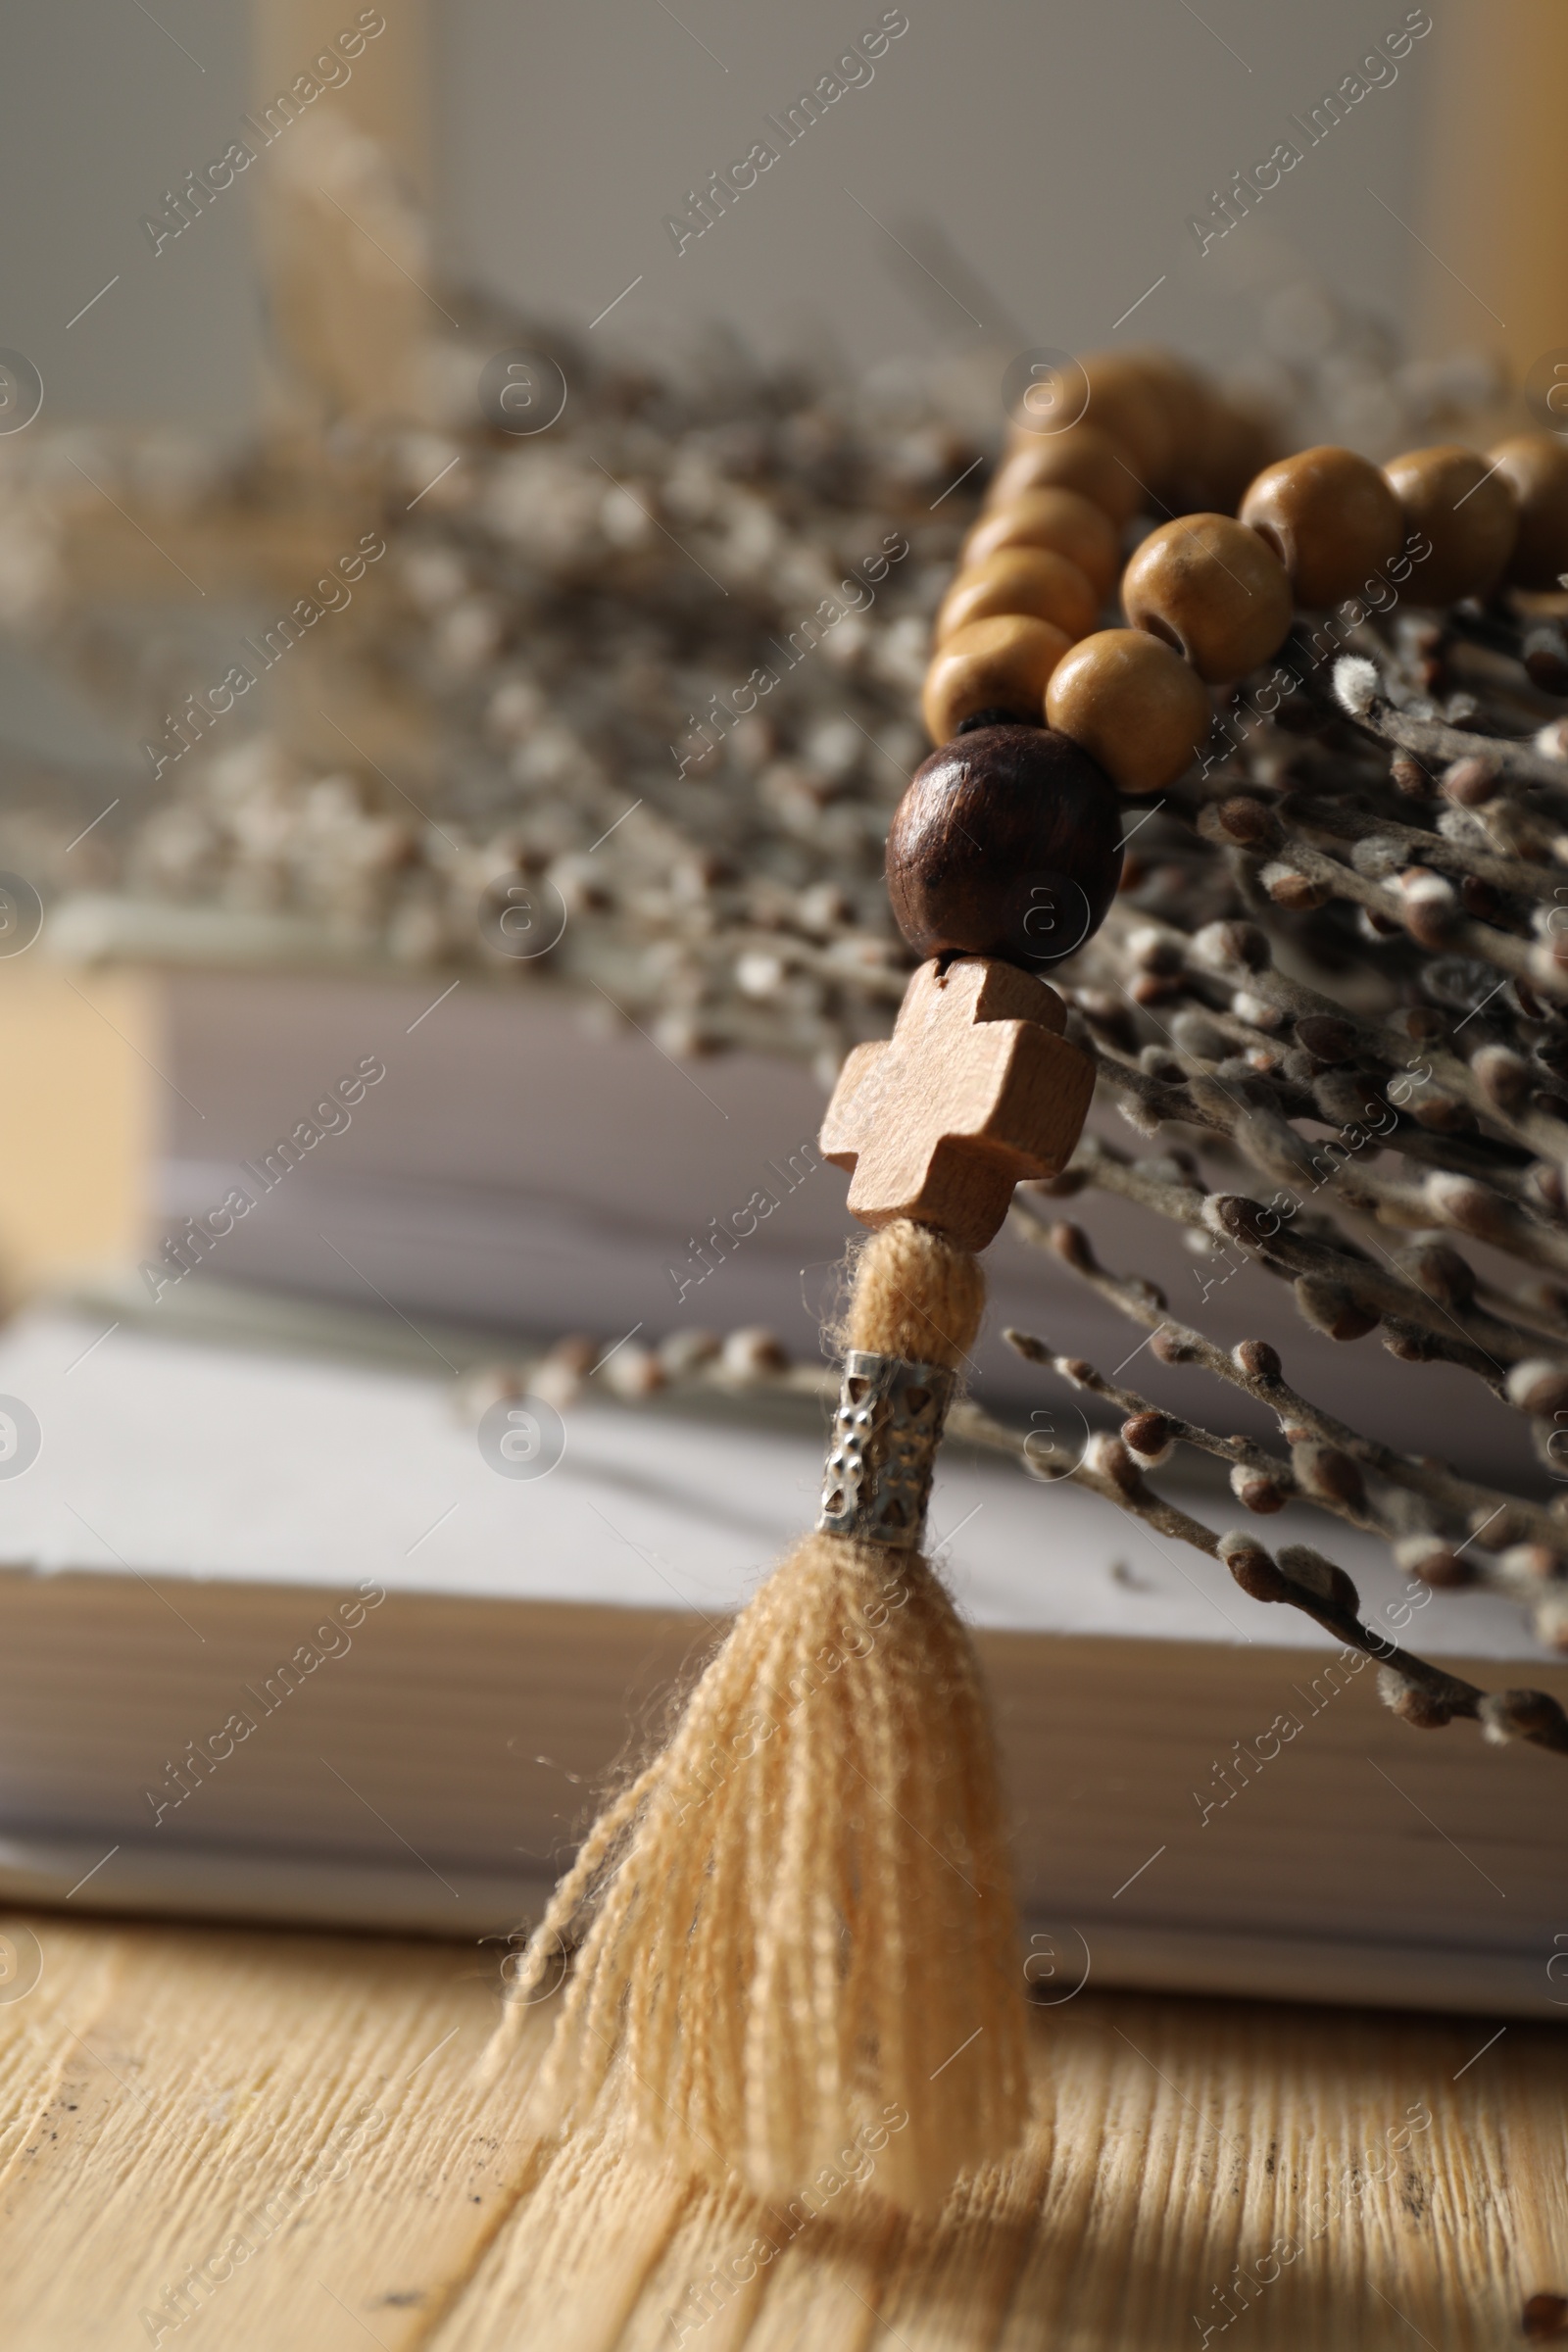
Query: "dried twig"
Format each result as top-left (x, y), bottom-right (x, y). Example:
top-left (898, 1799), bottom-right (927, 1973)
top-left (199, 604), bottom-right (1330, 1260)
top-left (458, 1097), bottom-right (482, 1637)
top-left (456, 1299), bottom-right (1568, 1759)
top-left (949, 1390), bottom-right (1568, 1757)
top-left (17, 279), bottom-right (1568, 1766)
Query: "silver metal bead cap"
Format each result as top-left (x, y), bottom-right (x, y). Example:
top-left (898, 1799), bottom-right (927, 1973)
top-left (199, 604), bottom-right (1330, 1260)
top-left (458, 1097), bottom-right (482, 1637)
top-left (816, 1350), bottom-right (956, 1548)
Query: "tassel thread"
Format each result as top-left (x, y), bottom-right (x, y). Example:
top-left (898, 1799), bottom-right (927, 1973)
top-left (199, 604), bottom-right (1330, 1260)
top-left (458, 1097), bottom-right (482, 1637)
top-left (484, 1219), bottom-right (1029, 2213)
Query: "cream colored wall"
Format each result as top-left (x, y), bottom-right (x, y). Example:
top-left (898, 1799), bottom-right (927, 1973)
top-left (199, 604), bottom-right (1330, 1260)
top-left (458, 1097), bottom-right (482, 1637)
top-left (254, 0), bottom-right (429, 194)
top-left (1415, 0), bottom-right (1568, 381)
top-left (249, 0), bottom-right (434, 424)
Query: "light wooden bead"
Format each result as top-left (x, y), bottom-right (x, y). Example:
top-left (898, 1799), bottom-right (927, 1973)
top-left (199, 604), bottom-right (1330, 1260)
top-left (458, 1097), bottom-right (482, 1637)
top-left (1121, 513), bottom-right (1294, 683)
top-left (921, 614), bottom-right (1070, 743)
top-left (1046, 627), bottom-right (1211, 795)
top-left (1078, 351), bottom-right (1175, 485)
top-left (1240, 445), bottom-right (1404, 608)
top-left (1382, 444), bottom-right (1518, 605)
top-left (1490, 434), bottom-right (1568, 590)
top-left (1189, 401), bottom-right (1280, 516)
top-left (935, 548), bottom-right (1100, 647)
top-left (962, 489), bottom-right (1119, 600)
top-left (990, 423), bottom-right (1142, 526)
top-left (1109, 349), bottom-right (1213, 487)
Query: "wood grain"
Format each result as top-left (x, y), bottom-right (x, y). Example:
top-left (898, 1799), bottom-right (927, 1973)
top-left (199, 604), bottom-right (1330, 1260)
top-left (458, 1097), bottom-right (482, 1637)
top-left (820, 956), bottom-right (1095, 1250)
top-left (0, 1909), bottom-right (1560, 2350)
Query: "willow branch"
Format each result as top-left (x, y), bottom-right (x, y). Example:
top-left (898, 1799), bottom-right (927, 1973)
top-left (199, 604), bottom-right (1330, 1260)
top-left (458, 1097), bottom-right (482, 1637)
top-left (947, 1396), bottom-right (1568, 1757)
top-left (1009, 1200), bottom-right (1568, 1570)
top-left (1338, 680), bottom-right (1568, 792)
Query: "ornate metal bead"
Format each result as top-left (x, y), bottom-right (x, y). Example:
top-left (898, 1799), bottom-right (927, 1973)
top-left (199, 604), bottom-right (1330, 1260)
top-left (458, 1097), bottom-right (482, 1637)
top-left (816, 1350), bottom-right (956, 1548)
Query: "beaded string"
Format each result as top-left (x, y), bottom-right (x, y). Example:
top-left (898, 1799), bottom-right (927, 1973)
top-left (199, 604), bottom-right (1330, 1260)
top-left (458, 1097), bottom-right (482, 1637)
top-left (489, 349), bottom-right (1568, 2219)
top-left (921, 346), bottom-right (1568, 804)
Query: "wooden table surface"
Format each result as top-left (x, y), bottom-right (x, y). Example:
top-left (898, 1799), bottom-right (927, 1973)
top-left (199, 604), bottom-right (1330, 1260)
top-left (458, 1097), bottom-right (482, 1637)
top-left (0, 1908), bottom-right (1562, 2351)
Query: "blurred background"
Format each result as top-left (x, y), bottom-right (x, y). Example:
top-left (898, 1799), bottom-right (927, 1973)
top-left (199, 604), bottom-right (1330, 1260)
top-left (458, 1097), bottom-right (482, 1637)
top-left (6, 0), bottom-right (1565, 420)
top-left (0, 0), bottom-right (1565, 1967)
top-left (0, 0), bottom-right (1563, 1444)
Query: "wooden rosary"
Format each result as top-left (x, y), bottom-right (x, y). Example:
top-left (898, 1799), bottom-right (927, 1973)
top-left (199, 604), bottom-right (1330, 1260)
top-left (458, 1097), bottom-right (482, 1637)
top-left (815, 355), bottom-right (1568, 1553)
top-left (500, 350), bottom-right (1568, 2218)
top-left (828, 368), bottom-right (1568, 1211)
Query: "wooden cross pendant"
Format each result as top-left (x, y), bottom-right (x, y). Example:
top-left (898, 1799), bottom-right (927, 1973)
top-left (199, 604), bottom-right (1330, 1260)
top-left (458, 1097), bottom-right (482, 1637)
top-left (819, 956), bottom-right (1096, 1252)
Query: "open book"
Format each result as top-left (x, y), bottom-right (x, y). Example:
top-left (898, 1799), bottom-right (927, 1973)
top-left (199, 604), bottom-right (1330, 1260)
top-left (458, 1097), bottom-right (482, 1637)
top-left (10, 936), bottom-right (1550, 1491)
top-left (0, 1295), bottom-right (1562, 2020)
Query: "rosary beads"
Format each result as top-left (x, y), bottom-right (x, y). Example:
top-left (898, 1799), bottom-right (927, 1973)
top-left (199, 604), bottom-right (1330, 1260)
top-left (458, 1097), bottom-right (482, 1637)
top-left (508, 352), bottom-right (1568, 2223)
top-left (920, 347), bottom-right (1568, 810)
top-left (826, 349), bottom-right (1568, 1250)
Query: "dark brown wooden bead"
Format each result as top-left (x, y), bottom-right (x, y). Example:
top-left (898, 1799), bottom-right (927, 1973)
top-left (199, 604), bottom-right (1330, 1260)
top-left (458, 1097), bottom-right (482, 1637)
top-left (886, 724), bottom-right (1124, 970)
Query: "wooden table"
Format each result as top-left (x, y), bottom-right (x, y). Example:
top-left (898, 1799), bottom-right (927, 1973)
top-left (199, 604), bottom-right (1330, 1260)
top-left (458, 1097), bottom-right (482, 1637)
top-left (0, 1910), bottom-right (1562, 2350)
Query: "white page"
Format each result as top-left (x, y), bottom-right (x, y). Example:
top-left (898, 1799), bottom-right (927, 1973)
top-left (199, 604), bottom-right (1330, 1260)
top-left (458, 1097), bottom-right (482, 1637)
top-left (0, 1309), bottom-right (1545, 1661)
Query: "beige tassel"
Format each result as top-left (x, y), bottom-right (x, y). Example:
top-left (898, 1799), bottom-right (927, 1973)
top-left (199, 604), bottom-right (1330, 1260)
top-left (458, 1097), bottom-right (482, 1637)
top-left (484, 1219), bottom-right (1029, 2214)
